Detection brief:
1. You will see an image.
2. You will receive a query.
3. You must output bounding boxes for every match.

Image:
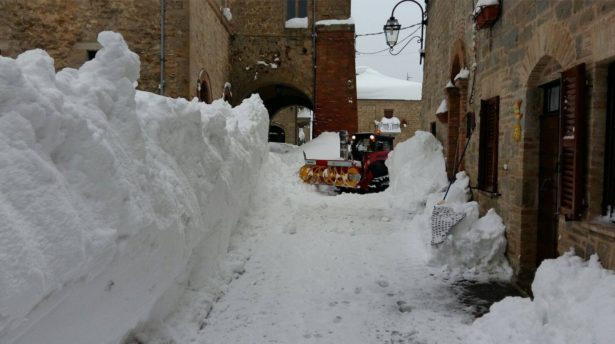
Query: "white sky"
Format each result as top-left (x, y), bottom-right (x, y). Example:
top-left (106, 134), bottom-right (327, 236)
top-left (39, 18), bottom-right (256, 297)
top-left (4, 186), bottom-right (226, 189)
top-left (351, 0), bottom-right (425, 82)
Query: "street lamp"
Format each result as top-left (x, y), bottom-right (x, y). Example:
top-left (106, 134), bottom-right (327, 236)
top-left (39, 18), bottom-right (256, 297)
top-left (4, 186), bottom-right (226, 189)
top-left (383, 0), bottom-right (427, 64)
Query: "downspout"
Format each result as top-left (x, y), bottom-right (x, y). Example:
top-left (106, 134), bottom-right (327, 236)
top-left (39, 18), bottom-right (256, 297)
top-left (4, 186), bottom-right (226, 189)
top-left (159, 0), bottom-right (165, 95)
top-left (311, 0), bottom-right (317, 139)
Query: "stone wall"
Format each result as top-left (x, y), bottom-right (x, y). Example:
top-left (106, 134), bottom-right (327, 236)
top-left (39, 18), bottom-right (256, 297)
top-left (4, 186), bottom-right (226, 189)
top-left (357, 99), bottom-right (421, 144)
top-left (228, 0), bottom-right (314, 105)
top-left (0, 0), bottom-right (192, 98)
top-left (228, 0), bottom-right (356, 137)
top-left (422, 0), bottom-right (615, 287)
top-left (188, 0), bottom-right (232, 101)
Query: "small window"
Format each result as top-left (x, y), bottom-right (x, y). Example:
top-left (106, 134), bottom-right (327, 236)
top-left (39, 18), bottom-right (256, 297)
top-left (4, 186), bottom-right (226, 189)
top-left (87, 50), bottom-right (98, 60)
top-left (478, 96), bottom-right (499, 193)
top-left (430, 121), bottom-right (436, 136)
top-left (547, 84), bottom-right (560, 112)
top-left (197, 69), bottom-right (213, 104)
top-left (287, 0), bottom-right (307, 19)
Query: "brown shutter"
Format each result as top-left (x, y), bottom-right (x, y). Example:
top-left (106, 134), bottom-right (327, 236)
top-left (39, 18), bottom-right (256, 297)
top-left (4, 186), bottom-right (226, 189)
top-left (559, 64), bottom-right (586, 220)
top-left (478, 96), bottom-right (499, 193)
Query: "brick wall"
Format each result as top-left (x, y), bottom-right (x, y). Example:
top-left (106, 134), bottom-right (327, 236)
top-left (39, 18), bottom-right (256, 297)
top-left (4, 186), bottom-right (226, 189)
top-left (314, 25), bottom-right (357, 135)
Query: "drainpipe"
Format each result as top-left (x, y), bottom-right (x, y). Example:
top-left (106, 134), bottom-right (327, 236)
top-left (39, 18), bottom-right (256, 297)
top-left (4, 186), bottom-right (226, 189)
top-left (159, 0), bottom-right (165, 95)
top-left (311, 0), bottom-right (317, 138)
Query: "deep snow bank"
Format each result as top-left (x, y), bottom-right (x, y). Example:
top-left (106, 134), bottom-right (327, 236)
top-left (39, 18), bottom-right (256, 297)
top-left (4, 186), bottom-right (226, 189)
top-left (470, 252), bottom-right (615, 344)
top-left (0, 32), bottom-right (268, 344)
top-left (426, 173), bottom-right (511, 281)
top-left (386, 131), bottom-right (448, 207)
top-left (386, 132), bottom-right (510, 281)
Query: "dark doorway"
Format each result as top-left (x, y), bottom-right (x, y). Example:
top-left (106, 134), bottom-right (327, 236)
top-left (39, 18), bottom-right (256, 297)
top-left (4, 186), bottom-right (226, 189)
top-left (197, 70), bottom-right (213, 104)
top-left (269, 125), bottom-right (286, 143)
top-left (537, 81), bottom-right (560, 266)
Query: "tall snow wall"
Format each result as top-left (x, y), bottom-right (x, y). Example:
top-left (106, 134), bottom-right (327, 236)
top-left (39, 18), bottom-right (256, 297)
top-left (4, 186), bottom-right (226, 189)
top-left (0, 32), bottom-right (269, 344)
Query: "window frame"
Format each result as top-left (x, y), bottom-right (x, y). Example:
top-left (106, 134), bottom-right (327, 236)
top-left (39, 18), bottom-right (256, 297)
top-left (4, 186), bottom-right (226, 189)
top-left (478, 96), bottom-right (500, 194)
top-left (287, 0), bottom-right (308, 20)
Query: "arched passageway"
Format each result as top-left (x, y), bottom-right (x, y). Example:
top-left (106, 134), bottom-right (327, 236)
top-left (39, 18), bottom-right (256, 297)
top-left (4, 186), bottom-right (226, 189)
top-left (244, 84), bottom-right (313, 144)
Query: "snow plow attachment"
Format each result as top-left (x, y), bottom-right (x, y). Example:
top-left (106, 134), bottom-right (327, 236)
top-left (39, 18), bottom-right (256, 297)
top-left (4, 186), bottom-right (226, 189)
top-left (299, 161), bottom-right (361, 187)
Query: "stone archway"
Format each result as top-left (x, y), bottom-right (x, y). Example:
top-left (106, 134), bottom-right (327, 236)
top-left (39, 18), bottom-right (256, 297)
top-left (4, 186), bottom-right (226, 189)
top-left (244, 83), bottom-right (313, 143)
top-left (445, 39), bottom-right (469, 179)
top-left (268, 123), bottom-right (286, 143)
top-left (243, 83), bottom-right (313, 118)
top-left (520, 55), bottom-right (563, 276)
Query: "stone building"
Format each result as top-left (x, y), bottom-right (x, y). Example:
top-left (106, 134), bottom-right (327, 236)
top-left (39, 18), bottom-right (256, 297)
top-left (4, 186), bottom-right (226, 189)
top-left (0, 0), bottom-right (357, 138)
top-left (356, 66), bottom-right (422, 143)
top-left (421, 0), bottom-right (615, 288)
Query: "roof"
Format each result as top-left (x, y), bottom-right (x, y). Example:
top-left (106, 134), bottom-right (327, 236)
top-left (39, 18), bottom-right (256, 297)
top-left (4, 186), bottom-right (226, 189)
top-left (356, 66), bottom-right (422, 101)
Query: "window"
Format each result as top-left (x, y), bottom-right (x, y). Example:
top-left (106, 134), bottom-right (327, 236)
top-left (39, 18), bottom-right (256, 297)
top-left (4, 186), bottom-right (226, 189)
top-left (430, 121), bottom-right (436, 136)
top-left (287, 0), bottom-right (307, 19)
top-left (603, 62), bottom-right (615, 221)
top-left (478, 96), bottom-right (499, 193)
top-left (559, 64), bottom-right (586, 220)
top-left (87, 50), bottom-right (98, 60)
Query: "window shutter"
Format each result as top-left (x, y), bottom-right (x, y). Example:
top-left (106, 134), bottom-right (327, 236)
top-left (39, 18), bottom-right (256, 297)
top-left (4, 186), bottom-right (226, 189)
top-left (559, 64), bottom-right (586, 220)
top-left (603, 63), bottom-right (615, 216)
top-left (478, 96), bottom-right (499, 193)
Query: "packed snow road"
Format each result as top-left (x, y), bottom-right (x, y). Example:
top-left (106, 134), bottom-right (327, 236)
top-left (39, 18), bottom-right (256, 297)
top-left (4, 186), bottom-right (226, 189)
top-left (196, 193), bottom-right (473, 343)
top-left (134, 143), bottom-right (475, 343)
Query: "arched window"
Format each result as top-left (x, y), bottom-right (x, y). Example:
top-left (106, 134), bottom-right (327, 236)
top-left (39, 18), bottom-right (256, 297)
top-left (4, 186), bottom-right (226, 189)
top-left (197, 69), bottom-right (213, 103)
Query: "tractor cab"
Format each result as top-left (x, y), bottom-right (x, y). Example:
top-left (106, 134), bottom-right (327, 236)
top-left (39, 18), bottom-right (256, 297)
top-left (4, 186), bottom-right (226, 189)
top-left (349, 133), bottom-right (394, 162)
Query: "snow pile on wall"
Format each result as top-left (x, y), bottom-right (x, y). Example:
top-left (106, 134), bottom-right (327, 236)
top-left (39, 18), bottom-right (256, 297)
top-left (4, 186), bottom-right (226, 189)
top-left (301, 131), bottom-right (341, 159)
top-left (386, 131), bottom-right (448, 206)
top-left (0, 32), bottom-right (268, 344)
top-left (428, 173), bottom-right (512, 281)
top-left (403, 171), bottom-right (511, 281)
top-left (470, 252), bottom-right (615, 344)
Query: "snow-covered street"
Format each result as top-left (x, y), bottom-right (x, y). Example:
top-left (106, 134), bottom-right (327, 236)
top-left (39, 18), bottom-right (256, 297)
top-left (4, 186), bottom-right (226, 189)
top-left (197, 193), bottom-right (472, 343)
top-left (133, 143), bottom-right (475, 344)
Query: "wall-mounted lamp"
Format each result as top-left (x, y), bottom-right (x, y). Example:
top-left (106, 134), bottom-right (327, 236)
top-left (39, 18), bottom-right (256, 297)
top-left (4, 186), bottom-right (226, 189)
top-left (383, 0), bottom-right (428, 64)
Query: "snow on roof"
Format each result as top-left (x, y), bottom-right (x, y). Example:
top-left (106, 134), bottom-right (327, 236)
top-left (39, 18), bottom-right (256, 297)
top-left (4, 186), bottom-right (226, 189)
top-left (356, 66), bottom-right (422, 101)
top-left (315, 17), bottom-right (354, 26)
top-left (285, 17), bottom-right (308, 29)
top-left (474, 0), bottom-right (499, 14)
top-left (436, 99), bottom-right (448, 114)
top-left (454, 67), bottom-right (470, 81)
top-left (297, 107), bottom-right (312, 118)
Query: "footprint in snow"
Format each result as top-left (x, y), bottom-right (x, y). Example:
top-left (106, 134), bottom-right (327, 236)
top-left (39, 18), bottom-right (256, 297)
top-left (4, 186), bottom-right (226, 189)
top-left (377, 280), bottom-right (389, 288)
top-left (396, 300), bottom-right (413, 313)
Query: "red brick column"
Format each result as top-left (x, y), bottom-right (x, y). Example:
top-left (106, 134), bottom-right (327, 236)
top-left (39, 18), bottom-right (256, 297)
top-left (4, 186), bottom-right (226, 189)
top-left (314, 25), bottom-right (358, 136)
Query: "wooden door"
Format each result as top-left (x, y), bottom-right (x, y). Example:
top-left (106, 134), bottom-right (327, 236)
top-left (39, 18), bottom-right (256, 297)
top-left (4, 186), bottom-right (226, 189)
top-left (537, 113), bottom-right (560, 265)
